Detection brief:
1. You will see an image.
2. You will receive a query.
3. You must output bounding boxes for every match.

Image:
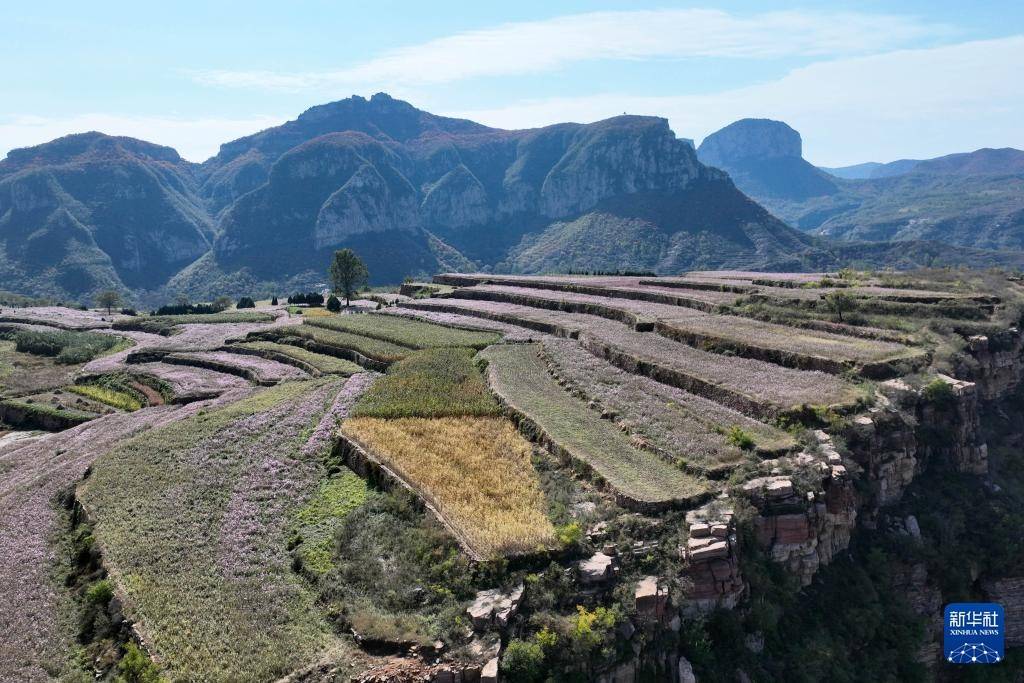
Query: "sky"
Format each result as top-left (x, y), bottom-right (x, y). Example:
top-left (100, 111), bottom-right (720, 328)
top-left (1, 1), bottom-right (1022, 166)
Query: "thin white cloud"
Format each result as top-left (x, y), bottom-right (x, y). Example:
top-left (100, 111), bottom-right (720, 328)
top-left (192, 9), bottom-right (948, 91)
top-left (0, 113), bottom-right (286, 163)
top-left (445, 36), bottom-right (1024, 167)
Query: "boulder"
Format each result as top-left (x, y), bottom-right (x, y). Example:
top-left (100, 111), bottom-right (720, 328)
top-left (635, 576), bottom-right (669, 618)
top-left (579, 552), bottom-right (616, 584)
top-left (481, 657), bottom-right (499, 683)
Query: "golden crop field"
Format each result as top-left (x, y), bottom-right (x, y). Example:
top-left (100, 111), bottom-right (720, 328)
top-left (341, 416), bottom-right (555, 558)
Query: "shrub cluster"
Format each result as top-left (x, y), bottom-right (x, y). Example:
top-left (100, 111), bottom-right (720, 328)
top-left (236, 296), bottom-right (256, 309)
top-left (13, 329), bottom-right (121, 364)
top-left (287, 292), bottom-right (325, 306)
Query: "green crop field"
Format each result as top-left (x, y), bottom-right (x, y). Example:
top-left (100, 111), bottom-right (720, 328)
top-left (353, 347), bottom-right (500, 418)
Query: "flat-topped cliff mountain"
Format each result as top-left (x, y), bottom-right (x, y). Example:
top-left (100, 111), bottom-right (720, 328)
top-left (700, 118), bottom-right (1024, 248)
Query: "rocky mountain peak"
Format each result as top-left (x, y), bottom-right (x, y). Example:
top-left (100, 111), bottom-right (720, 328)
top-left (697, 118), bottom-right (802, 168)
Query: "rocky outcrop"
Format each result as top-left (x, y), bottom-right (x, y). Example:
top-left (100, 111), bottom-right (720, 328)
top-left (680, 501), bottom-right (744, 610)
top-left (957, 330), bottom-right (1024, 400)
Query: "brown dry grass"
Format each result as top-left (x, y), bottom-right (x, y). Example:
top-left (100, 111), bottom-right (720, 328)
top-left (341, 416), bottom-right (555, 557)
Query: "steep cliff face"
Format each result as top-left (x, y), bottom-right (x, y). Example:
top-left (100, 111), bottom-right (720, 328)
top-left (207, 95), bottom-right (815, 288)
top-left (0, 132), bottom-right (213, 298)
top-left (697, 118), bottom-right (839, 203)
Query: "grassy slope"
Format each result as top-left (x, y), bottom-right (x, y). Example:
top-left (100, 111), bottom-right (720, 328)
top-left (265, 324), bottom-right (411, 363)
top-left (78, 378), bottom-right (356, 681)
top-left (479, 343), bottom-right (706, 505)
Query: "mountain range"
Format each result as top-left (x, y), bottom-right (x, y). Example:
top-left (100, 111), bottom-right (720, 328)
top-left (697, 118), bottom-right (1024, 249)
top-left (2, 94), bottom-right (1024, 303)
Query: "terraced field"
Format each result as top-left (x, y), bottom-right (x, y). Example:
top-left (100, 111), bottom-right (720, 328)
top-left (78, 379), bottom-right (356, 681)
top-left (253, 323), bottom-right (412, 367)
top-left (405, 298), bottom-right (864, 419)
top-left (541, 338), bottom-right (795, 475)
top-left (451, 283), bottom-right (925, 376)
top-left (341, 416), bottom-right (555, 558)
top-left (479, 343), bottom-right (708, 509)
top-left (306, 313), bottom-right (501, 349)
top-left (227, 341), bottom-right (364, 376)
top-left (161, 350), bottom-right (309, 385)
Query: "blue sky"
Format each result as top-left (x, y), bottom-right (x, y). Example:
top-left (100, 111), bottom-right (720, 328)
top-left (2, 1), bottom-right (1022, 165)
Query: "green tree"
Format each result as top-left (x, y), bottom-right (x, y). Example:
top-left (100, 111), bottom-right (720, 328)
top-left (823, 291), bottom-right (855, 322)
top-left (328, 249), bottom-right (369, 306)
top-left (95, 290), bottom-right (121, 315)
top-left (212, 295), bottom-right (233, 312)
top-left (326, 295), bottom-right (342, 312)
top-left (236, 296), bottom-right (256, 309)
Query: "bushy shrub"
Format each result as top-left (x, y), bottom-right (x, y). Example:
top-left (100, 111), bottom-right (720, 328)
top-left (117, 642), bottom-right (161, 683)
top-left (922, 378), bottom-right (956, 406)
top-left (726, 426), bottom-right (755, 450)
top-left (271, 296), bottom-right (278, 306)
top-left (236, 296), bottom-right (256, 309)
top-left (501, 639), bottom-right (546, 682)
top-left (120, 307), bottom-right (137, 316)
top-left (86, 579), bottom-right (114, 606)
top-left (326, 295), bottom-right (341, 312)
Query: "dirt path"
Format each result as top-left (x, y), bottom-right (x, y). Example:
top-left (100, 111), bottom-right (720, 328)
top-left (130, 381), bottom-right (165, 406)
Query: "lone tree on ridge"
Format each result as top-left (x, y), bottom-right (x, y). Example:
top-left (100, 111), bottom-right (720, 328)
top-left (328, 249), bottom-right (369, 307)
top-left (96, 290), bottom-right (121, 315)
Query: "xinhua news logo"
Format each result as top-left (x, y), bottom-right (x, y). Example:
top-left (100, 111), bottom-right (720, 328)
top-left (944, 603), bottom-right (1004, 665)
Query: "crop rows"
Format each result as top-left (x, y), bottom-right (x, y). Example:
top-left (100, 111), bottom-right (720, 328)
top-left (305, 313), bottom-right (501, 350)
top-left (479, 343), bottom-right (707, 509)
top-left (405, 298), bottom-right (864, 419)
top-left (227, 341), bottom-right (364, 376)
top-left (451, 284), bottom-right (926, 376)
top-left (380, 308), bottom-right (540, 342)
top-left (253, 324), bottom-right (411, 367)
top-left (540, 338), bottom-right (795, 475)
top-left (433, 273), bottom-right (739, 309)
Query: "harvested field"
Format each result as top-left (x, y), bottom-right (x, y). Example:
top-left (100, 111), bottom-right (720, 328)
top-left (162, 350), bottom-right (309, 385)
top-left (541, 338), bottom-right (795, 473)
top-left (78, 379), bottom-right (356, 681)
top-left (451, 284), bottom-right (926, 376)
top-left (479, 343), bottom-right (708, 509)
top-left (228, 341), bottom-right (364, 376)
top-left (341, 416), bottom-right (556, 558)
top-left (353, 347), bottom-right (499, 419)
top-left (305, 313), bottom-right (501, 350)
top-left (406, 298), bottom-right (865, 419)
top-left (255, 324), bottom-right (411, 366)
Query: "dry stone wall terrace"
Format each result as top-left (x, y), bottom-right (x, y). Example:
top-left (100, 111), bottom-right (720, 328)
top-left (403, 297), bottom-right (864, 420)
top-left (448, 283), bottom-right (926, 377)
